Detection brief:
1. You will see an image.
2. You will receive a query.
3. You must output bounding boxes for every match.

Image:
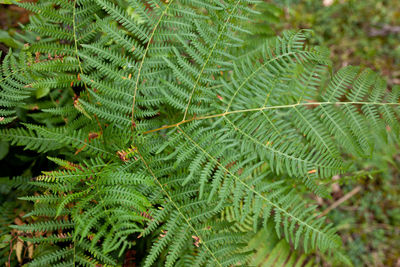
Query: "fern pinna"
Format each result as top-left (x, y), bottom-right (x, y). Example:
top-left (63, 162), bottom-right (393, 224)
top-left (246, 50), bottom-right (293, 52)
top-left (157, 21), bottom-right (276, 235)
top-left (0, 0), bottom-right (399, 266)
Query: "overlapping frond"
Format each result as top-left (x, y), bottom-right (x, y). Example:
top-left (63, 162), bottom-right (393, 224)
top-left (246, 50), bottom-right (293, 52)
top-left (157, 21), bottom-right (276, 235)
top-left (150, 29), bottom-right (400, 263)
top-left (14, 158), bottom-right (153, 265)
top-left (1, 0), bottom-right (399, 266)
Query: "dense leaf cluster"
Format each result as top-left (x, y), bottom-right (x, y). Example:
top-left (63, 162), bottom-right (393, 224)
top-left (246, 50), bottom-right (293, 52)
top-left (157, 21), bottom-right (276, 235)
top-left (0, 0), bottom-right (399, 266)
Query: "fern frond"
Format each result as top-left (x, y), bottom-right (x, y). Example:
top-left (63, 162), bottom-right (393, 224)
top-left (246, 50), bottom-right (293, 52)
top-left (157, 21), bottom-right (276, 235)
top-left (2, 0), bottom-right (399, 265)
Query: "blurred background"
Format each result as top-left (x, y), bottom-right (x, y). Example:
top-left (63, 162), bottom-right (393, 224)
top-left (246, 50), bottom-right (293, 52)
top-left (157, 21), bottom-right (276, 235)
top-left (0, 0), bottom-right (399, 266)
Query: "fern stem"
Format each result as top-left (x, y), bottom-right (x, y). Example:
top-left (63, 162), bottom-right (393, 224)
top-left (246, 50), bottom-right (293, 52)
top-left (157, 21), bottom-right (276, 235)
top-left (224, 51), bottom-right (301, 112)
top-left (72, 1), bottom-right (83, 85)
top-left (131, 0), bottom-right (174, 129)
top-left (0, 68), bottom-right (25, 84)
top-left (223, 116), bottom-right (334, 169)
top-left (144, 101), bottom-right (400, 134)
top-left (182, 0), bottom-right (242, 121)
top-left (176, 125), bottom-right (337, 247)
top-left (72, 0), bottom-right (103, 134)
top-left (135, 146), bottom-right (223, 266)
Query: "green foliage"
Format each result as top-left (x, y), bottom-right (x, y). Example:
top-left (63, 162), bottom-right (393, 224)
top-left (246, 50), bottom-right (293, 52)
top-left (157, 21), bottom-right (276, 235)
top-left (249, 227), bottom-right (314, 267)
top-left (0, 0), bottom-right (20, 4)
top-left (0, 0), bottom-right (399, 266)
top-left (263, 2), bottom-right (400, 265)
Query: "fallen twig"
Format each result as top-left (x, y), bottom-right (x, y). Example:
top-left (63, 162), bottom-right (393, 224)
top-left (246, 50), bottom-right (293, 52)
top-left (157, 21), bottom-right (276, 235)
top-left (319, 186), bottom-right (362, 218)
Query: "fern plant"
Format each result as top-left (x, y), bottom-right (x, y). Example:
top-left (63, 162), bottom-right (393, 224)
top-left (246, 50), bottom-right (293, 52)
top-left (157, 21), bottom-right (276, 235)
top-left (1, 0), bottom-right (399, 266)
